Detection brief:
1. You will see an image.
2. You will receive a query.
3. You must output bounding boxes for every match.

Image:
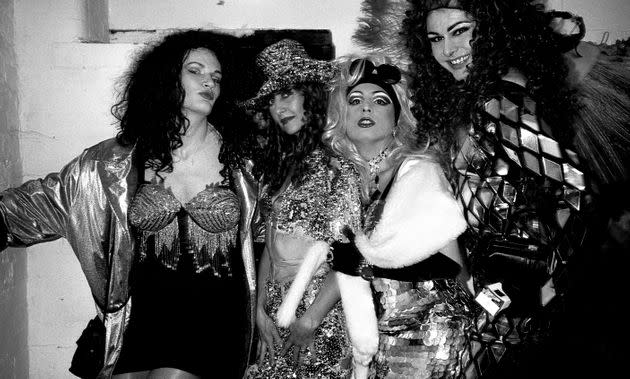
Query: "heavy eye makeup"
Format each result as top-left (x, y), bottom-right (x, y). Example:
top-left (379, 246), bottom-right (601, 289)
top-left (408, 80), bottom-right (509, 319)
top-left (372, 92), bottom-right (392, 105)
top-left (427, 34), bottom-right (443, 44)
top-left (453, 24), bottom-right (472, 36)
top-left (347, 93), bottom-right (363, 106)
top-left (185, 63), bottom-right (221, 83)
top-left (347, 91), bottom-right (392, 106)
top-left (185, 63), bottom-right (202, 74)
top-left (426, 21), bottom-right (474, 43)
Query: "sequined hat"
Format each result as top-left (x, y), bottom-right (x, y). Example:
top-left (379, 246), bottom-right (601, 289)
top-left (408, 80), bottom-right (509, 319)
top-left (242, 39), bottom-right (337, 108)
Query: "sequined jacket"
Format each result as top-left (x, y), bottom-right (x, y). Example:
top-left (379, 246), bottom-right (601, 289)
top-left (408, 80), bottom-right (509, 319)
top-left (0, 138), bottom-right (257, 378)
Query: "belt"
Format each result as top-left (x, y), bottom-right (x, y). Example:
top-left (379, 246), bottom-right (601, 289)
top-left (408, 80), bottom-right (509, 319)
top-left (330, 241), bottom-right (460, 282)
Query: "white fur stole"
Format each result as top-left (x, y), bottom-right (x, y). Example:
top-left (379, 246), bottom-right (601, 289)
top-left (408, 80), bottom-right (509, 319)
top-left (354, 158), bottom-right (467, 268)
top-left (275, 240), bottom-right (329, 327)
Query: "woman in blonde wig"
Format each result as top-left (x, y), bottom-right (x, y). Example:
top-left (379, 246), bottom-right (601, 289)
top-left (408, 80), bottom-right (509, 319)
top-left (276, 54), bottom-right (473, 379)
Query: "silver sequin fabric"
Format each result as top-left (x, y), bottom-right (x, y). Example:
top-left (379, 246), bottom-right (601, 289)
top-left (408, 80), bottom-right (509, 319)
top-left (268, 149), bottom-right (362, 242)
top-left (370, 279), bottom-right (474, 379)
top-left (248, 266), bottom-right (352, 379)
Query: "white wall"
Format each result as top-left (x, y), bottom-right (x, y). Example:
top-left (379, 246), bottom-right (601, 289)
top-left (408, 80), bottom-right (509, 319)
top-left (110, 0), bottom-right (365, 56)
top-left (0, 1), bottom-right (28, 377)
top-left (12, 1), bottom-right (138, 377)
top-left (3, 0), bottom-right (628, 378)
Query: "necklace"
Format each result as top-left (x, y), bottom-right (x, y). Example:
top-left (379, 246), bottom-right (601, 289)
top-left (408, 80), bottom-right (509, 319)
top-left (367, 146), bottom-right (392, 192)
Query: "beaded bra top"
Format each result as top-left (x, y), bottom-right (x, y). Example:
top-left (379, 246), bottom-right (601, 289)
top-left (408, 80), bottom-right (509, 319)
top-left (452, 80), bottom-right (588, 300)
top-left (129, 183), bottom-right (240, 276)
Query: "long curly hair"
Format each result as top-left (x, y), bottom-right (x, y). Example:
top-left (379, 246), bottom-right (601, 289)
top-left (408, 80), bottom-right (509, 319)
top-left (403, 0), bottom-right (576, 160)
top-left (252, 82), bottom-right (329, 192)
top-left (323, 54), bottom-right (433, 200)
top-left (113, 29), bottom-right (246, 183)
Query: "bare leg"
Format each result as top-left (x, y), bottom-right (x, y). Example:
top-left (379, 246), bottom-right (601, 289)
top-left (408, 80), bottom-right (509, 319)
top-left (148, 368), bottom-right (200, 379)
top-left (113, 368), bottom-right (200, 379)
top-left (113, 371), bottom-right (150, 379)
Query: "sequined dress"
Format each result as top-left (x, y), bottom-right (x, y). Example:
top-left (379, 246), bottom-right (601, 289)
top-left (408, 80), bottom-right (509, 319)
top-left (452, 80), bottom-right (591, 378)
top-left (113, 182), bottom-right (248, 377)
top-left (371, 278), bottom-right (473, 379)
top-left (248, 149), bottom-right (357, 379)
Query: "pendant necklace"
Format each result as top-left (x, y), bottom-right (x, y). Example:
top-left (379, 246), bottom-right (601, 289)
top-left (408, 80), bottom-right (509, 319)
top-left (368, 146), bottom-right (391, 194)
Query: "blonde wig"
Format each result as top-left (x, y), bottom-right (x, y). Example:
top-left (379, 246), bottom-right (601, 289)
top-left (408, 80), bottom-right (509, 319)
top-left (323, 54), bottom-right (435, 200)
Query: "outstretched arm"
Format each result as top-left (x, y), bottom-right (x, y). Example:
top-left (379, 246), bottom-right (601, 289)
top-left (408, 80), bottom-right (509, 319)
top-left (0, 154), bottom-right (84, 251)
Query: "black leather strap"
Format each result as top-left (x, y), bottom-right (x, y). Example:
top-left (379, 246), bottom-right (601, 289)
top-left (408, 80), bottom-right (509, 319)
top-left (331, 240), bottom-right (460, 282)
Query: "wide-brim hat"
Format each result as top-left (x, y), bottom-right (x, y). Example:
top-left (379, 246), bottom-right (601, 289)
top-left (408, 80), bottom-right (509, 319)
top-left (241, 39), bottom-right (337, 109)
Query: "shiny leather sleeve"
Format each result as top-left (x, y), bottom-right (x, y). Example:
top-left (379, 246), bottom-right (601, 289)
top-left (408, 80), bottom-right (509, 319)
top-left (0, 139), bottom-right (136, 314)
top-left (232, 159), bottom-right (259, 372)
top-left (0, 154), bottom-right (83, 248)
top-left (251, 180), bottom-right (270, 244)
top-left (0, 202), bottom-right (8, 251)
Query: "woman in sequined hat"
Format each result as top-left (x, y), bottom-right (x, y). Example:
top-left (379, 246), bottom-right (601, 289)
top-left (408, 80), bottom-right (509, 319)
top-left (371, 0), bottom-right (630, 377)
top-left (0, 30), bottom-right (258, 378)
top-left (320, 55), bottom-right (472, 379)
top-left (242, 39), bottom-right (357, 378)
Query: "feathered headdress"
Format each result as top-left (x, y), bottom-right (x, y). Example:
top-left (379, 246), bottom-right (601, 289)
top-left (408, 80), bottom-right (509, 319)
top-left (353, 0), bottom-right (413, 73)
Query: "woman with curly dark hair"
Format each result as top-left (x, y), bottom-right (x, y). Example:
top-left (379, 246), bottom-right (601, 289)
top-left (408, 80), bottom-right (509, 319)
top-left (242, 39), bottom-right (354, 378)
top-left (403, 0), bottom-right (582, 162)
top-left (0, 30), bottom-right (258, 378)
top-left (383, 0), bottom-right (630, 377)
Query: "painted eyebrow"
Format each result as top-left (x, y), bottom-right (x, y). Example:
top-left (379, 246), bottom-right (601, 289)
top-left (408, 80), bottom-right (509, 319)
top-left (185, 61), bottom-right (222, 74)
top-left (372, 90), bottom-right (392, 98)
top-left (447, 20), bottom-right (472, 32)
top-left (348, 90), bottom-right (391, 98)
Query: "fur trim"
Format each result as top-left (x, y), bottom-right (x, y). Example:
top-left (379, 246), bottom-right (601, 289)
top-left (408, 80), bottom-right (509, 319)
top-left (336, 272), bottom-right (379, 378)
top-left (355, 158), bottom-right (466, 268)
top-left (276, 240), bottom-right (329, 327)
top-left (353, 0), bottom-right (412, 72)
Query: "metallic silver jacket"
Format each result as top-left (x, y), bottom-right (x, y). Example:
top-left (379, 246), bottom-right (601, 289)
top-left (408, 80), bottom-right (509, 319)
top-left (0, 138), bottom-right (257, 378)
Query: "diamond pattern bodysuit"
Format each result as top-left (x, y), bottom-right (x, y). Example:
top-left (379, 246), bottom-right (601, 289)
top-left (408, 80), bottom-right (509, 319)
top-left (452, 80), bottom-right (589, 378)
